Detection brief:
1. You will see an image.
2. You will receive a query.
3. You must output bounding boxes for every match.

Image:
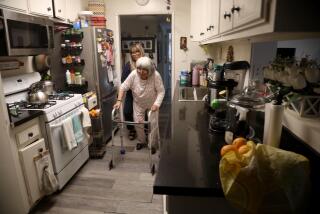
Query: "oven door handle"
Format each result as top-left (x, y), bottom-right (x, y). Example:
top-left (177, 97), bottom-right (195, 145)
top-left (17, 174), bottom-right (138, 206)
top-left (50, 112), bottom-right (82, 128)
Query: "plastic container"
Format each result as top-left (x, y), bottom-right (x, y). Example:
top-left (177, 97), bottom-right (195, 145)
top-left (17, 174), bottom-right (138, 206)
top-left (180, 70), bottom-right (191, 86)
top-left (75, 72), bottom-right (82, 85)
top-left (192, 67), bottom-right (199, 86)
top-left (66, 70), bottom-right (71, 84)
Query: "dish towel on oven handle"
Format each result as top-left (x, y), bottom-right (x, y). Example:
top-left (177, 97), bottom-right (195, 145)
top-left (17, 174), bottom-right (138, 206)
top-left (62, 117), bottom-right (77, 150)
top-left (72, 114), bottom-right (84, 144)
top-left (80, 106), bottom-right (92, 138)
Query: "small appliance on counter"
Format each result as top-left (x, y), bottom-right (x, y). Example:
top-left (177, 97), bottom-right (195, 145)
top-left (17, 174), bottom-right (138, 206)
top-left (225, 81), bottom-right (266, 144)
top-left (223, 61), bottom-right (250, 94)
top-left (207, 64), bottom-right (238, 133)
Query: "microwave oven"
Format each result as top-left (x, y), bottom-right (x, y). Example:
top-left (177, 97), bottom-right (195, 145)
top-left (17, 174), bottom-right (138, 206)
top-left (0, 9), bottom-right (54, 56)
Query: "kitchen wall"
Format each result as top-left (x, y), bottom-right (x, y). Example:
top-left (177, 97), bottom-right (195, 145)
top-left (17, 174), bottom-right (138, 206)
top-left (104, 0), bottom-right (209, 90)
top-left (204, 39), bottom-right (252, 65)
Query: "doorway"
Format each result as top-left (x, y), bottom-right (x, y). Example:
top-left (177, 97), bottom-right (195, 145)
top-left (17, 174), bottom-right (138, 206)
top-left (119, 14), bottom-right (172, 102)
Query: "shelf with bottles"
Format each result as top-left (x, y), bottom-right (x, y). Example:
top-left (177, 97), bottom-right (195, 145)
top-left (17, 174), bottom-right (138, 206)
top-left (61, 56), bottom-right (85, 66)
top-left (61, 42), bottom-right (83, 56)
top-left (62, 29), bottom-right (83, 42)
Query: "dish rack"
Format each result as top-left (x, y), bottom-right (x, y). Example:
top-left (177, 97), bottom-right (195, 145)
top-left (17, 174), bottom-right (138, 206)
top-left (284, 94), bottom-right (320, 118)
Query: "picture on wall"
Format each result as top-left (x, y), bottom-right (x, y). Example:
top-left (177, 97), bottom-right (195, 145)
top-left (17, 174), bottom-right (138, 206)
top-left (121, 37), bottom-right (155, 53)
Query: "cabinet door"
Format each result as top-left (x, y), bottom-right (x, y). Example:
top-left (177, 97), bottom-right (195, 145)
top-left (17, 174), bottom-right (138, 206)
top-left (205, 0), bottom-right (220, 38)
top-left (219, 0), bottom-right (233, 33)
top-left (28, 0), bottom-right (53, 17)
top-left (0, 0), bottom-right (28, 12)
top-left (233, 0), bottom-right (266, 28)
top-left (53, 0), bottom-right (66, 20)
top-left (190, 0), bottom-right (206, 41)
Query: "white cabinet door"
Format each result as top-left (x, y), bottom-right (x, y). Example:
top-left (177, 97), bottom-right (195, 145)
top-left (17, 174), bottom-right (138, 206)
top-left (219, 0), bottom-right (233, 33)
top-left (0, 0), bottom-right (28, 12)
top-left (233, 0), bottom-right (265, 28)
top-left (53, 0), bottom-right (66, 20)
top-left (190, 0), bottom-right (206, 41)
top-left (28, 0), bottom-right (53, 17)
top-left (205, 0), bottom-right (220, 38)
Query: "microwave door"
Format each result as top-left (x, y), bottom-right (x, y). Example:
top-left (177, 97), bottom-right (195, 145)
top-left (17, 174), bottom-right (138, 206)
top-left (1, 10), bottom-right (53, 56)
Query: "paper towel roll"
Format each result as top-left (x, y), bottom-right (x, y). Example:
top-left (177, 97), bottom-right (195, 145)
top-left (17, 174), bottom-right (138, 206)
top-left (263, 103), bottom-right (284, 147)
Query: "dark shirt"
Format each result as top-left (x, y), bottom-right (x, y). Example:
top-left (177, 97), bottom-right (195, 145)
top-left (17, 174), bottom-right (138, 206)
top-left (122, 62), bottom-right (133, 115)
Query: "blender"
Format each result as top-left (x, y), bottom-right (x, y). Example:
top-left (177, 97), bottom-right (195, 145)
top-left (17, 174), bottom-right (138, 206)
top-left (207, 65), bottom-right (237, 133)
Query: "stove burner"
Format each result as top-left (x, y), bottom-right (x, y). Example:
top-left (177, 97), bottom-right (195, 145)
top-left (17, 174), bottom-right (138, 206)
top-left (49, 93), bottom-right (74, 100)
top-left (12, 101), bottom-right (57, 110)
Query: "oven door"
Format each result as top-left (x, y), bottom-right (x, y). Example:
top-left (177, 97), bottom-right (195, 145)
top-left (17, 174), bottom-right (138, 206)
top-left (1, 9), bottom-right (53, 56)
top-left (45, 107), bottom-right (88, 174)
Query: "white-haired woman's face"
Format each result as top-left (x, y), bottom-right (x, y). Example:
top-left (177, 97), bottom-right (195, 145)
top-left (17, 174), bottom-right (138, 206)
top-left (137, 68), bottom-right (148, 80)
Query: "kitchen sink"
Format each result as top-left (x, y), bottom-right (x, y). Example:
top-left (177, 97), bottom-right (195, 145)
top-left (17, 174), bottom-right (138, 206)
top-left (178, 87), bottom-right (208, 102)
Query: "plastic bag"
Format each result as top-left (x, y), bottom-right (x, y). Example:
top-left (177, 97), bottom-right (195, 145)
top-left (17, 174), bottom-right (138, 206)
top-left (219, 143), bottom-right (310, 214)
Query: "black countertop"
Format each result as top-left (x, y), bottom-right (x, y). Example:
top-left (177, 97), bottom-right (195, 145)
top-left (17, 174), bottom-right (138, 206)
top-left (154, 83), bottom-right (320, 204)
top-left (154, 84), bottom-right (227, 197)
top-left (9, 110), bottom-right (43, 127)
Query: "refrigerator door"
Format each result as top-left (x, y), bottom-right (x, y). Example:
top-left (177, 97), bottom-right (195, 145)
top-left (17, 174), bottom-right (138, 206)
top-left (93, 28), bottom-right (114, 98)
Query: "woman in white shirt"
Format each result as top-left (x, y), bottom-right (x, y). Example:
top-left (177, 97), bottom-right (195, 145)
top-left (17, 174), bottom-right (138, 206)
top-left (114, 56), bottom-right (165, 150)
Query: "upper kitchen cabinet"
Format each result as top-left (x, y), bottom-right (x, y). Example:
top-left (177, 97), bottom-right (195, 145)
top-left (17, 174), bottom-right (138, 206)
top-left (190, 0), bottom-right (220, 41)
top-left (28, 0), bottom-right (53, 17)
top-left (0, 0), bottom-right (28, 12)
top-left (202, 0), bottom-right (320, 44)
top-left (53, 0), bottom-right (66, 20)
top-left (220, 0), bottom-right (268, 34)
top-left (205, 0), bottom-right (220, 39)
top-left (190, 0), bottom-right (206, 41)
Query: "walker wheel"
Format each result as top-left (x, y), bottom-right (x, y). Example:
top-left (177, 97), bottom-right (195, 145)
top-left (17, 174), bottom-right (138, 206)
top-left (109, 160), bottom-right (113, 170)
top-left (151, 164), bottom-right (155, 175)
top-left (120, 148), bottom-right (126, 155)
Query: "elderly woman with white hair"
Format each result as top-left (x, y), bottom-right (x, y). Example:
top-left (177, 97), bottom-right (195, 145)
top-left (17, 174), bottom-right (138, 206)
top-left (114, 56), bottom-right (165, 150)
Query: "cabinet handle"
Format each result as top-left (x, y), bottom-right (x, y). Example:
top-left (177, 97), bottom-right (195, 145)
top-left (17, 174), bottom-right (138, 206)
top-left (58, 9), bottom-right (62, 13)
top-left (224, 12), bottom-right (231, 19)
top-left (207, 27), bottom-right (210, 31)
top-left (200, 32), bottom-right (204, 36)
top-left (231, 6), bottom-right (241, 13)
top-left (190, 35), bottom-right (193, 38)
top-left (210, 25), bottom-right (214, 30)
top-left (47, 7), bottom-right (51, 11)
top-left (28, 132), bottom-right (33, 138)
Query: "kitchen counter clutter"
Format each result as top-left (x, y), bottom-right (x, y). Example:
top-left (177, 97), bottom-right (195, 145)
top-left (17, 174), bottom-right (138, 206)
top-left (155, 83), bottom-right (320, 213)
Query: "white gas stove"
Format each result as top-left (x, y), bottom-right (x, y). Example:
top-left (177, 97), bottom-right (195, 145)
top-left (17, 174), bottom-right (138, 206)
top-left (3, 72), bottom-right (89, 190)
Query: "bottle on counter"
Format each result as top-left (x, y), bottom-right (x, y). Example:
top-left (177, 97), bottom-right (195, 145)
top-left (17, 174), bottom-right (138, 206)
top-left (192, 66), bottom-right (199, 86)
top-left (75, 72), bottom-right (82, 85)
top-left (70, 69), bottom-right (75, 84)
top-left (66, 69), bottom-right (71, 84)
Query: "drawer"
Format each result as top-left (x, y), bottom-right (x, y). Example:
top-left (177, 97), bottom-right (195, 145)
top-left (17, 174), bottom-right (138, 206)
top-left (16, 123), bottom-right (41, 147)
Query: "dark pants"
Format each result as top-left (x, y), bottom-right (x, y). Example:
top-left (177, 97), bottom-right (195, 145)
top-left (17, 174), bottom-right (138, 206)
top-left (124, 90), bottom-right (135, 132)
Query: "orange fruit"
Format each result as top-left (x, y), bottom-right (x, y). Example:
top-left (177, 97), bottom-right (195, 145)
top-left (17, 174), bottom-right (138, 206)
top-left (232, 137), bottom-right (247, 149)
top-left (220, 144), bottom-right (237, 157)
top-left (238, 145), bottom-right (250, 155)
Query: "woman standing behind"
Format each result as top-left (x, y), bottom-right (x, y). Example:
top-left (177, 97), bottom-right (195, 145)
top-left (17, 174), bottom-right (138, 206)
top-left (121, 43), bottom-right (145, 140)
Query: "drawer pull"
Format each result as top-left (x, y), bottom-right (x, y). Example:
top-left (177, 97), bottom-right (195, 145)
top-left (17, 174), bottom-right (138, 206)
top-left (28, 132), bottom-right (33, 138)
top-left (231, 6), bottom-right (241, 14)
top-left (224, 12), bottom-right (231, 19)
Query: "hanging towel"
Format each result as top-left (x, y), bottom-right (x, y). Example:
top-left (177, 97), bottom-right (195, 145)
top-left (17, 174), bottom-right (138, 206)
top-left (80, 106), bottom-right (92, 138)
top-left (72, 114), bottom-right (84, 144)
top-left (42, 165), bottom-right (59, 195)
top-left (62, 117), bottom-right (77, 150)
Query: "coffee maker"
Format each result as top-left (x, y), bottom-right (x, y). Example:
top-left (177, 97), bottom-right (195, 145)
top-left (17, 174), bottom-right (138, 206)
top-left (207, 65), bottom-right (237, 133)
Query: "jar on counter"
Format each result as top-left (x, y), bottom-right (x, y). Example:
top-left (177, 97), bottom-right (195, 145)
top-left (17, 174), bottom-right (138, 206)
top-left (180, 70), bottom-right (191, 86)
